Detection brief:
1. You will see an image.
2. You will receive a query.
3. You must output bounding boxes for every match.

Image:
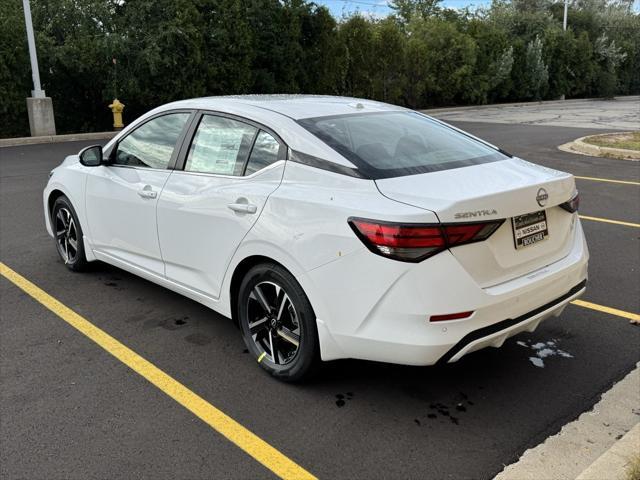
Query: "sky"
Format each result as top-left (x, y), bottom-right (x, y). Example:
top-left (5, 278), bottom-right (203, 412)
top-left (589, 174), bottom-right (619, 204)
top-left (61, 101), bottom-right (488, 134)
top-left (318, 0), bottom-right (491, 19)
top-left (318, 0), bottom-right (640, 19)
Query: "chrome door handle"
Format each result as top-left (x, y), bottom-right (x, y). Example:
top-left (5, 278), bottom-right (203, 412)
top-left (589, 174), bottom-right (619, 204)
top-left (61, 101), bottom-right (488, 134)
top-left (227, 202), bottom-right (257, 214)
top-left (137, 186), bottom-right (157, 199)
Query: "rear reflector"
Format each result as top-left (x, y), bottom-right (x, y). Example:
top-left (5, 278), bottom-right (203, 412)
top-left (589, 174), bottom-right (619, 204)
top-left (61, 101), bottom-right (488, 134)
top-left (430, 311), bottom-right (474, 322)
top-left (349, 217), bottom-right (503, 262)
top-left (559, 191), bottom-right (580, 213)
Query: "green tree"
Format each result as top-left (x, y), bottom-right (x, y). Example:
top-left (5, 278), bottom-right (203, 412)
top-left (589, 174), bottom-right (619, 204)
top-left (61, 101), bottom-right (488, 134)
top-left (543, 27), bottom-right (575, 99)
top-left (334, 15), bottom-right (375, 98)
top-left (116, 0), bottom-right (206, 121)
top-left (486, 0), bottom-right (555, 42)
top-left (247, 0), bottom-right (303, 93)
top-left (465, 17), bottom-right (512, 103)
top-left (405, 19), bottom-right (477, 106)
top-left (388, 0), bottom-right (442, 24)
top-left (296, 4), bottom-right (338, 94)
top-left (199, 0), bottom-right (254, 95)
top-left (600, 4), bottom-right (640, 95)
top-left (0, 0), bottom-right (31, 137)
top-left (31, 0), bottom-right (123, 133)
top-left (593, 33), bottom-right (627, 98)
top-left (567, 31), bottom-right (596, 97)
top-left (404, 31), bottom-right (429, 107)
top-left (490, 45), bottom-right (514, 101)
top-left (371, 18), bottom-right (406, 104)
top-left (521, 35), bottom-right (548, 100)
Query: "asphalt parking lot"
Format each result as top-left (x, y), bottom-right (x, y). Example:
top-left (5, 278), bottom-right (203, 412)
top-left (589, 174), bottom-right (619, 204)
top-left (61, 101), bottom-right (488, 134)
top-left (430, 96), bottom-right (640, 130)
top-left (1, 115), bottom-right (639, 479)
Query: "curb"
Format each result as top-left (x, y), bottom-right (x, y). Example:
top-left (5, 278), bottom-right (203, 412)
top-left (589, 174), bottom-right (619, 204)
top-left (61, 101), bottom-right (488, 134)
top-left (576, 423), bottom-right (640, 480)
top-left (422, 95), bottom-right (640, 115)
top-left (0, 131), bottom-right (117, 148)
top-left (559, 133), bottom-right (640, 161)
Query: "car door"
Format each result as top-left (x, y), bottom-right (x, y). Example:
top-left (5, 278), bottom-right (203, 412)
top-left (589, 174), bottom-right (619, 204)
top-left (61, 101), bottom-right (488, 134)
top-left (85, 111), bottom-right (193, 275)
top-left (157, 112), bottom-right (286, 299)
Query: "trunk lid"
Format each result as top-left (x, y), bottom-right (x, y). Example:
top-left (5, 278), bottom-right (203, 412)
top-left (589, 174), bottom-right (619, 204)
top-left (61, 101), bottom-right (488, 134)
top-left (375, 158), bottom-right (578, 287)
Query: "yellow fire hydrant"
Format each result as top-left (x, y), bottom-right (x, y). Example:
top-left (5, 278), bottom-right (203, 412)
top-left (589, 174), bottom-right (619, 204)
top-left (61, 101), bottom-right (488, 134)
top-left (108, 99), bottom-right (125, 130)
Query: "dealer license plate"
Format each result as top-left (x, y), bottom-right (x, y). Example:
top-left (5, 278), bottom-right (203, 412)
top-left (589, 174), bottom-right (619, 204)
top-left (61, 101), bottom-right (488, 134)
top-left (512, 210), bottom-right (548, 249)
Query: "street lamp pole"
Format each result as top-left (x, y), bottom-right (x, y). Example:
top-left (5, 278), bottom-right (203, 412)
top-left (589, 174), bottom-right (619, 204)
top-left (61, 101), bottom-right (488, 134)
top-left (21, 0), bottom-right (56, 136)
top-left (22, 0), bottom-right (44, 98)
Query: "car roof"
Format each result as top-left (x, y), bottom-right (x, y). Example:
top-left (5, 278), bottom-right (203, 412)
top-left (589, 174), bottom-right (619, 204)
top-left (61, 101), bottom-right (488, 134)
top-left (162, 95), bottom-right (407, 121)
top-left (109, 96), bottom-right (413, 171)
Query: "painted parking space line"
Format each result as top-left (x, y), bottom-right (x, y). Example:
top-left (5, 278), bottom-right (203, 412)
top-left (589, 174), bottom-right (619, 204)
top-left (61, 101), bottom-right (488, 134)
top-left (571, 299), bottom-right (640, 323)
top-left (0, 262), bottom-right (316, 480)
top-left (579, 215), bottom-right (640, 228)
top-left (574, 176), bottom-right (640, 186)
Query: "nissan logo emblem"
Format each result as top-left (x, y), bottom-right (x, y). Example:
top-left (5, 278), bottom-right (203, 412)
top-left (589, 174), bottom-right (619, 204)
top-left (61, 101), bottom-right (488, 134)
top-left (536, 188), bottom-right (549, 207)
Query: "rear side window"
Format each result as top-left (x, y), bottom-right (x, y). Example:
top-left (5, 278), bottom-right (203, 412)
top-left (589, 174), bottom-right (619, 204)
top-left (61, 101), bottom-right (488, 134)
top-left (298, 111), bottom-right (507, 179)
top-left (185, 115), bottom-right (257, 175)
top-left (245, 131), bottom-right (281, 175)
top-left (114, 113), bottom-right (190, 169)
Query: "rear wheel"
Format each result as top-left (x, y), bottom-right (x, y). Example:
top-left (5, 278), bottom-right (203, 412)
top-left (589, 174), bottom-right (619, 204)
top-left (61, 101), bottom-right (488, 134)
top-left (238, 263), bottom-right (319, 382)
top-left (51, 195), bottom-right (88, 271)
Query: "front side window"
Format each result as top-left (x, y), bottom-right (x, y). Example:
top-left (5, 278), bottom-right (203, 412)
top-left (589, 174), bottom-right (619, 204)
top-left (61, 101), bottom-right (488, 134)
top-left (185, 115), bottom-right (257, 176)
top-left (245, 131), bottom-right (281, 175)
top-left (114, 113), bottom-right (190, 169)
top-left (298, 111), bottom-right (507, 179)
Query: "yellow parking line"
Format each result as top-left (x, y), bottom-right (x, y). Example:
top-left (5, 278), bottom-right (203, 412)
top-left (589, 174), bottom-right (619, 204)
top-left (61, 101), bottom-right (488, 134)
top-left (0, 262), bottom-right (316, 480)
top-left (579, 215), bottom-right (640, 228)
top-left (571, 299), bottom-right (640, 323)
top-left (574, 176), bottom-right (640, 186)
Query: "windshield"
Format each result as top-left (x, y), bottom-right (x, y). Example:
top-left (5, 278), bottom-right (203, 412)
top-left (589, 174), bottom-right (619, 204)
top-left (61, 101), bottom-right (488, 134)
top-left (298, 111), bottom-right (508, 179)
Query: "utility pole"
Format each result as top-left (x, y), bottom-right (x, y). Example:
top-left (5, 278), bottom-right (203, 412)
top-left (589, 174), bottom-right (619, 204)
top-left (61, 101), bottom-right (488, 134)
top-left (22, 0), bottom-right (56, 136)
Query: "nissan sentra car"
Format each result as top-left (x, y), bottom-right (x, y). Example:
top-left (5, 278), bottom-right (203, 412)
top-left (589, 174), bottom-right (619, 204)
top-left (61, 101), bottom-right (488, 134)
top-left (44, 95), bottom-right (588, 381)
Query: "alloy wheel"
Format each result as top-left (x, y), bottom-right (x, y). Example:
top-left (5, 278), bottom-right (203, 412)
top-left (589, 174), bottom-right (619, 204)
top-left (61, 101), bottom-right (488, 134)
top-left (55, 207), bottom-right (78, 264)
top-left (246, 281), bottom-right (301, 365)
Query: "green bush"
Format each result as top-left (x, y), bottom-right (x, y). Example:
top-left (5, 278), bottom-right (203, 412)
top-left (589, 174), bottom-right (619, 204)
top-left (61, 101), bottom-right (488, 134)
top-left (1, 0), bottom-right (638, 137)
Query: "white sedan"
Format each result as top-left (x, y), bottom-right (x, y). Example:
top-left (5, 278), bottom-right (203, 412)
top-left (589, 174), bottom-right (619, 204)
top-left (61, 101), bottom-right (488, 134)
top-left (44, 95), bottom-right (588, 381)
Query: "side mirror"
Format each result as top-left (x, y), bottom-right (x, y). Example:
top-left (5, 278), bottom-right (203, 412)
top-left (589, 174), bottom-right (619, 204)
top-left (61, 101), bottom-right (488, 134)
top-left (79, 145), bottom-right (103, 167)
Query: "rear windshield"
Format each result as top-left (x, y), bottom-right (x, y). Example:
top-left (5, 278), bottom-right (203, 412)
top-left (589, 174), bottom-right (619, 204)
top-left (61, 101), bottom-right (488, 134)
top-left (298, 111), bottom-right (507, 179)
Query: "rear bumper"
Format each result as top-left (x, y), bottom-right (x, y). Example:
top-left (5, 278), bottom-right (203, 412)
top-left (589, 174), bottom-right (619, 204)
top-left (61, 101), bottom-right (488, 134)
top-left (437, 279), bottom-right (585, 364)
top-left (309, 217), bottom-right (588, 365)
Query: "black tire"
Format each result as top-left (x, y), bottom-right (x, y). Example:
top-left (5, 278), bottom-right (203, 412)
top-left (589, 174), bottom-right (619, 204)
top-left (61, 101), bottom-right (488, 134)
top-left (51, 195), bottom-right (89, 272)
top-left (238, 263), bottom-right (320, 382)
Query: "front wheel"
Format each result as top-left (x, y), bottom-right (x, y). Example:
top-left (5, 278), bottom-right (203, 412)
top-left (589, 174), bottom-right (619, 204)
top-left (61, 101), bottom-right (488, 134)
top-left (238, 263), bottom-right (320, 382)
top-left (51, 195), bottom-right (89, 271)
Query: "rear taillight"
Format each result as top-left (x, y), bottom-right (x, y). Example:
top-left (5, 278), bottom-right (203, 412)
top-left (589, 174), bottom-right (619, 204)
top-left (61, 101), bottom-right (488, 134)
top-left (559, 192), bottom-right (579, 213)
top-left (349, 217), bottom-right (503, 262)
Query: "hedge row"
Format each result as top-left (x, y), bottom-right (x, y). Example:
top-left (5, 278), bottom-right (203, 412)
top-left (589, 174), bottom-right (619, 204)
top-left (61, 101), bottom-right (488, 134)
top-left (1, 0), bottom-right (638, 137)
